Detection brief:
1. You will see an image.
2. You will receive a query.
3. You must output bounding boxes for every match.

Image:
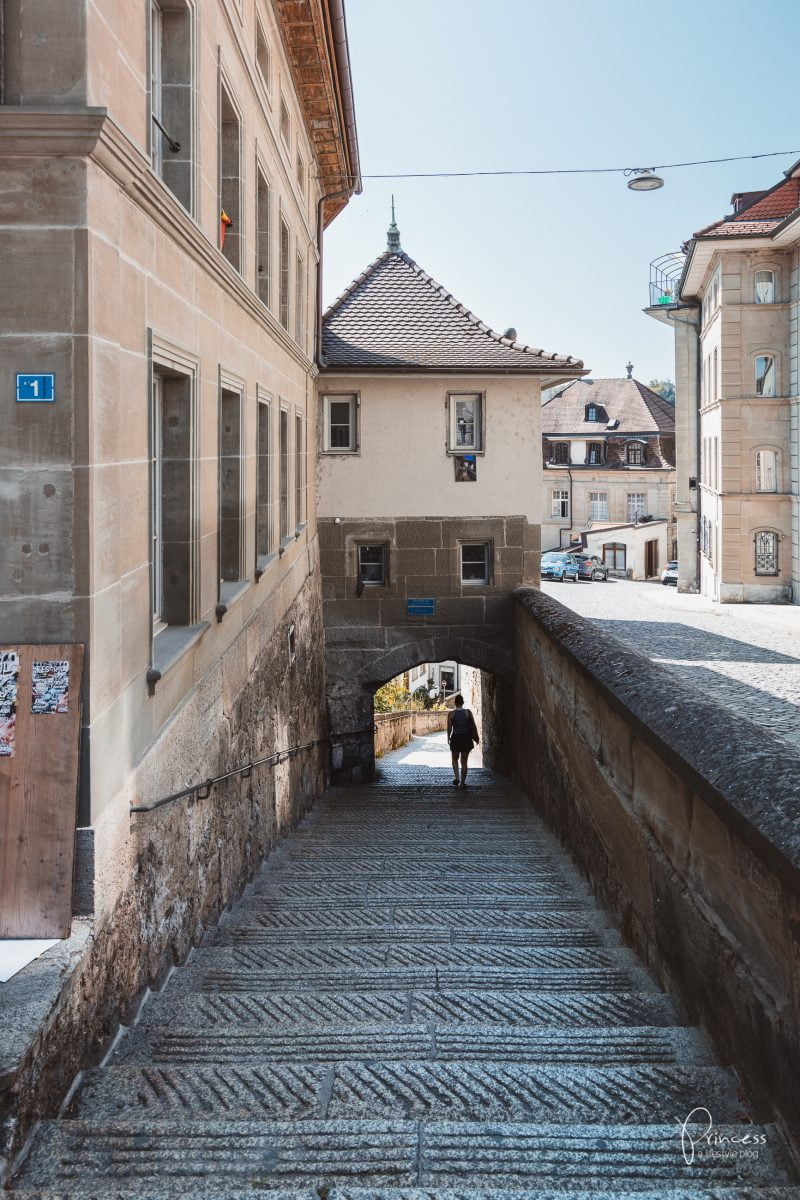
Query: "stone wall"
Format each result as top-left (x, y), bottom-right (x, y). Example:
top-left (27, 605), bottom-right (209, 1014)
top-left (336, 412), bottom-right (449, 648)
top-left (511, 586), bottom-right (800, 1153)
top-left (1, 566), bottom-right (328, 1168)
top-left (374, 710), bottom-right (448, 757)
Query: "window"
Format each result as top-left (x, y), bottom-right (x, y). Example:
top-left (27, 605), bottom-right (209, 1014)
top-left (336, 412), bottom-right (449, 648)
top-left (712, 348), bottom-right (718, 401)
top-left (279, 216), bottom-right (290, 330)
top-left (150, 0), bottom-right (193, 211)
top-left (755, 355), bottom-right (776, 396)
top-left (295, 252), bottom-right (306, 348)
top-left (754, 531), bottom-right (779, 576)
top-left (586, 404), bottom-right (599, 422)
top-left (151, 366), bottom-right (195, 630)
top-left (603, 543), bottom-right (626, 571)
top-left (279, 94), bottom-right (290, 149)
top-left (296, 151), bottom-right (305, 194)
top-left (552, 442), bottom-right (570, 464)
top-left (755, 270), bottom-right (775, 304)
top-left (588, 491), bottom-right (608, 521)
top-left (287, 623), bottom-right (296, 665)
top-left (448, 393), bottom-right (482, 452)
top-left (219, 83), bottom-right (241, 271)
top-left (626, 442), bottom-right (644, 465)
top-left (460, 542), bottom-right (491, 584)
top-left (219, 387), bottom-right (244, 589)
top-left (587, 442), bottom-right (604, 465)
top-left (627, 492), bottom-right (645, 521)
top-left (279, 405), bottom-right (290, 543)
top-left (256, 397), bottom-right (272, 564)
top-left (551, 490), bottom-right (569, 519)
top-left (255, 18), bottom-right (271, 92)
top-left (151, 373), bottom-right (164, 629)
top-left (256, 166), bottom-right (271, 308)
top-left (755, 449), bottom-right (777, 493)
top-left (358, 544), bottom-right (387, 586)
top-left (713, 436), bottom-right (719, 491)
top-left (323, 394), bottom-right (357, 452)
top-left (295, 411), bottom-right (305, 528)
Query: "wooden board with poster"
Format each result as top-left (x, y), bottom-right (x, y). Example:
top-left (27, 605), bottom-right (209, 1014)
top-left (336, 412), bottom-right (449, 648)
top-left (0, 644), bottom-right (84, 938)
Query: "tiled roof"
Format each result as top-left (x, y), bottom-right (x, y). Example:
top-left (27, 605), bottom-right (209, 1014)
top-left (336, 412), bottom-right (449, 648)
top-left (322, 251), bottom-right (584, 373)
top-left (541, 377), bottom-right (676, 435)
top-left (693, 175), bottom-right (800, 240)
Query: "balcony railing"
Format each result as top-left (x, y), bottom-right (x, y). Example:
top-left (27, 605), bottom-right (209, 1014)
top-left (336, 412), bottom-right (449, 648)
top-left (649, 251), bottom-right (686, 307)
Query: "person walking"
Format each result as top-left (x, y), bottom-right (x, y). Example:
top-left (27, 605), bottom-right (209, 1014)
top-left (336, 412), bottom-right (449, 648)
top-left (447, 694), bottom-right (479, 790)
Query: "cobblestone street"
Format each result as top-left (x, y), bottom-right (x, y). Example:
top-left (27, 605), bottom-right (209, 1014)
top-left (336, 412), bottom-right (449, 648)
top-left (542, 579), bottom-right (800, 750)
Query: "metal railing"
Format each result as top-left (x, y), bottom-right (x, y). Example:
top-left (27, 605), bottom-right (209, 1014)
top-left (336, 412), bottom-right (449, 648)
top-left (649, 250), bottom-right (686, 307)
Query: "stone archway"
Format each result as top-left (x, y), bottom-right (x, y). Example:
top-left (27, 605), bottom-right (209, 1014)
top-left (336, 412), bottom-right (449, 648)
top-left (326, 632), bottom-right (515, 783)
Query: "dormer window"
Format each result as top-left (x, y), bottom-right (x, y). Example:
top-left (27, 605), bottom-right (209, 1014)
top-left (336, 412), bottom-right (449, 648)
top-left (586, 404), bottom-right (599, 422)
top-left (587, 442), bottom-right (604, 465)
top-left (626, 441), bottom-right (645, 465)
top-left (552, 442), bottom-right (570, 464)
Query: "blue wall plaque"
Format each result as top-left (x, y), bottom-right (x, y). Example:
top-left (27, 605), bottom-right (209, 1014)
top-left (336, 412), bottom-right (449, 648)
top-left (16, 373), bottom-right (55, 402)
top-left (407, 598), bottom-right (435, 616)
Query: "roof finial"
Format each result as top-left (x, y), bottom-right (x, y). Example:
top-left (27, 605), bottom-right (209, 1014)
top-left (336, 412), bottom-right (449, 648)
top-left (626, 361), bottom-right (634, 379)
top-left (387, 195), bottom-right (402, 254)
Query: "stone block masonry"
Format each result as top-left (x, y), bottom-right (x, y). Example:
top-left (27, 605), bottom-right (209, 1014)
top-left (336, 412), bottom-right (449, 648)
top-left (510, 586), bottom-right (800, 1156)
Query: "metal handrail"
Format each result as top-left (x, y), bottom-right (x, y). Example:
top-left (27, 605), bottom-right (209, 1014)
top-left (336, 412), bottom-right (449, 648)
top-left (130, 736), bottom-right (329, 814)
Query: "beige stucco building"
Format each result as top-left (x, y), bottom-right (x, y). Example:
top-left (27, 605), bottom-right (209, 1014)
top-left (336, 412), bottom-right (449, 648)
top-left (316, 218), bottom-right (585, 779)
top-left (0, 0), bottom-right (358, 1059)
top-left (647, 161), bottom-right (800, 602)
top-left (541, 374), bottom-right (676, 577)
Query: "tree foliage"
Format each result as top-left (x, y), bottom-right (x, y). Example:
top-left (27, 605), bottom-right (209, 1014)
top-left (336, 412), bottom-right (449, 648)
top-left (648, 378), bottom-right (676, 404)
top-left (373, 680), bottom-right (411, 712)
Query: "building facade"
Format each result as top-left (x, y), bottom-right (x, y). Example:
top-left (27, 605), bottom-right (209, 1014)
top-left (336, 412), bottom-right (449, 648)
top-left (541, 374), bottom-right (676, 576)
top-left (0, 0), bottom-right (358, 1094)
top-left (317, 218), bottom-right (584, 780)
top-left (648, 161), bottom-right (800, 602)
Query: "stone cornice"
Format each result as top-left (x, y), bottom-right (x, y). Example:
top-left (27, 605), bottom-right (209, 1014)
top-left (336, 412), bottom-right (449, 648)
top-left (0, 108), bottom-right (314, 373)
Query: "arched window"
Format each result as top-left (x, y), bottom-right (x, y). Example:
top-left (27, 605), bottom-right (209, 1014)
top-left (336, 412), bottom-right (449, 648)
top-left (755, 355), bottom-right (776, 396)
top-left (755, 270), bottom-right (775, 303)
top-left (754, 531), bottom-right (779, 575)
top-left (755, 449), bottom-right (777, 493)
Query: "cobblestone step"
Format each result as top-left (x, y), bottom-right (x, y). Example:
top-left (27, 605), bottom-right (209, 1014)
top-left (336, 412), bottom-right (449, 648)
top-left (112, 1024), bottom-right (711, 1066)
top-left (13, 1120), bottom-right (790, 1192)
top-left (70, 1062), bottom-right (744, 1124)
top-left (136, 989), bottom-right (683, 1029)
top-left (192, 941), bottom-right (627, 971)
top-left (226, 907), bottom-right (611, 934)
top-left (210, 925), bottom-right (615, 948)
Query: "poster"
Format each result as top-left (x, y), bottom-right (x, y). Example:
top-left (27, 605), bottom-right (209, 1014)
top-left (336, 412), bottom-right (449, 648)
top-left (454, 455), bottom-right (477, 482)
top-left (31, 660), bottom-right (70, 715)
top-left (0, 651), bottom-right (19, 757)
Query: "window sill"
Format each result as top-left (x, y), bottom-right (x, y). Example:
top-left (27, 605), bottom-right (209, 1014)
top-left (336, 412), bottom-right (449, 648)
top-left (320, 448), bottom-right (359, 456)
top-left (255, 553), bottom-right (278, 581)
top-left (447, 449), bottom-right (484, 457)
top-left (148, 621), bottom-right (210, 694)
top-left (278, 535), bottom-right (294, 557)
top-left (294, 522), bottom-right (307, 539)
top-left (216, 579), bottom-right (251, 621)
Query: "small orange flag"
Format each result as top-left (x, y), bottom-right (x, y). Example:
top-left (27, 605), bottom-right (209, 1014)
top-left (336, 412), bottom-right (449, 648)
top-left (220, 209), bottom-right (234, 248)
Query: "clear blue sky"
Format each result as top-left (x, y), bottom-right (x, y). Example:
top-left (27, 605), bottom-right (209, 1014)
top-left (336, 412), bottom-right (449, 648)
top-left (323, 0), bottom-right (800, 382)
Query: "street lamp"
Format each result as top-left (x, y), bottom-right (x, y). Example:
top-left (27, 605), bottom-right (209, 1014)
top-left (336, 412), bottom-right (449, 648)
top-left (626, 168), bottom-right (665, 192)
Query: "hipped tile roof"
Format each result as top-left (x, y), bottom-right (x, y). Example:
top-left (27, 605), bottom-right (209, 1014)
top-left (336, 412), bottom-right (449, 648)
top-left (693, 174), bottom-right (800, 240)
top-left (541, 377), bottom-right (676, 435)
top-left (322, 250), bottom-right (584, 373)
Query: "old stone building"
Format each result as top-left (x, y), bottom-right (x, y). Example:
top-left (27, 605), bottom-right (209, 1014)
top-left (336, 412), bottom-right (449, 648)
top-left (0, 0), bottom-right (358, 1127)
top-left (317, 215), bottom-right (584, 780)
top-left (648, 160), bottom-right (800, 601)
top-left (541, 373), bottom-right (676, 576)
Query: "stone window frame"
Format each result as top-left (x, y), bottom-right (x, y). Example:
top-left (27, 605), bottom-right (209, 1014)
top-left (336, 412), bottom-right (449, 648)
top-left (588, 491), bottom-right (609, 521)
top-left (217, 369), bottom-right (248, 614)
top-left (279, 91), bottom-right (292, 154)
top-left (586, 441), bottom-right (605, 465)
top-left (254, 10), bottom-right (272, 101)
top-left (459, 540), bottom-right (493, 586)
top-left (320, 392), bottom-right (360, 455)
top-left (753, 264), bottom-right (780, 304)
top-left (278, 208), bottom-right (291, 330)
top-left (278, 401), bottom-right (292, 550)
top-left (552, 441), bottom-right (570, 465)
top-left (753, 350), bottom-right (779, 397)
top-left (147, 334), bottom-right (205, 688)
top-left (551, 489), bottom-right (569, 519)
top-left (626, 492), bottom-right (646, 521)
top-left (625, 441), bottom-right (645, 466)
top-left (255, 150), bottom-right (273, 310)
top-left (754, 529), bottom-right (780, 576)
top-left (294, 407), bottom-right (306, 532)
top-left (754, 446), bottom-right (780, 494)
top-left (446, 392), bottom-right (485, 456)
top-left (147, 0), bottom-right (198, 216)
top-left (218, 67), bottom-right (245, 274)
top-left (355, 543), bottom-right (389, 590)
top-left (295, 248), bottom-right (306, 350)
top-left (255, 387), bottom-right (275, 578)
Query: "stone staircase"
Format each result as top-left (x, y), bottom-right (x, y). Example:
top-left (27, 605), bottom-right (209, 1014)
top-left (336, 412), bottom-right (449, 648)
top-left (11, 755), bottom-right (800, 1197)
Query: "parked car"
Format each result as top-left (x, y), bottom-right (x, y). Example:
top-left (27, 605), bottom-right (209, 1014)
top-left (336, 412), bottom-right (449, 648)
top-left (573, 553), bottom-right (609, 582)
top-left (541, 552), bottom-right (580, 582)
top-left (661, 560), bottom-right (678, 586)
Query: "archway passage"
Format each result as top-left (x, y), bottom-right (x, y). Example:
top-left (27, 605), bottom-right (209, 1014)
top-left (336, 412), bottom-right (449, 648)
top-left (326, 635), bottom-right (515, 784)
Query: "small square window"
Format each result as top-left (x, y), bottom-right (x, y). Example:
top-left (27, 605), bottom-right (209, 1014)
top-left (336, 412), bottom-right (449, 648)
top-left (358, 544), bottom-right (387, 586)
top-left (460, 542), bottom-right (491, 584)
top-left (323, 394), bottom-right (357, 452)
top-left (449, 393), bottom-right (482, 452)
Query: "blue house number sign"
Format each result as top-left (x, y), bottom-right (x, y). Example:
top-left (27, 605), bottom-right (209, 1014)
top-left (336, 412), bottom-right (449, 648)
top-left (16, 373), bottom-right (55, 403)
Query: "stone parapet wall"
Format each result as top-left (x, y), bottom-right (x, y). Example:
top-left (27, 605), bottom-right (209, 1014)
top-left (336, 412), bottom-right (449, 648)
top-left (511, 586), bottom-right (800, 1153)
top-left (374, 710), bottom-right (449, 757)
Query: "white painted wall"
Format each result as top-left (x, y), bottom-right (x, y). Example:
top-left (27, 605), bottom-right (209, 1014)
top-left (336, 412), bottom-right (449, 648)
top-left (317, 374), bottom-right (542, 519)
